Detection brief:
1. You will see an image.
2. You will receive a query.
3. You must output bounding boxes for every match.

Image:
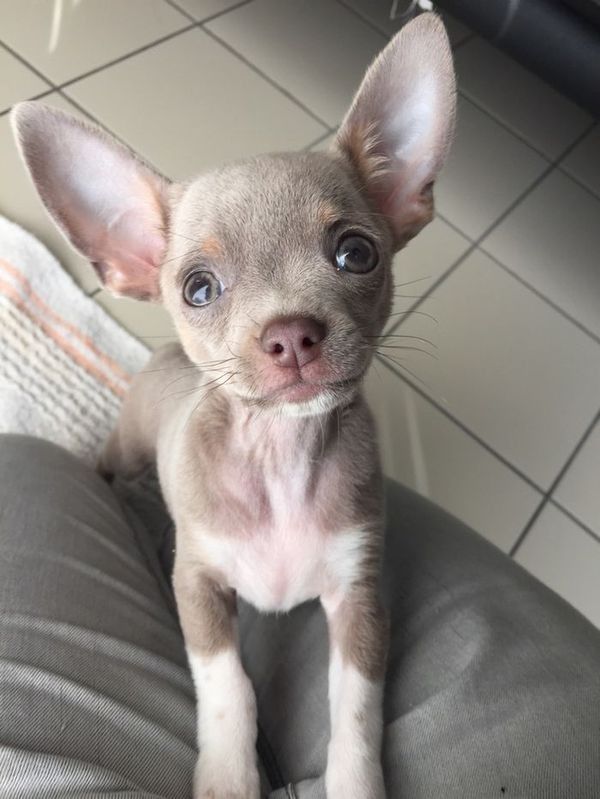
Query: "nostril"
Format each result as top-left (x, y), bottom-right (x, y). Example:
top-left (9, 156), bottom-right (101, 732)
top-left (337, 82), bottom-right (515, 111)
top-left (260, 316), bottom-right (326, 368)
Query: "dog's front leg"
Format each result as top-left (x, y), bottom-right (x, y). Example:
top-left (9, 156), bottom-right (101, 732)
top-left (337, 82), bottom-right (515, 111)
top-left (322, 579), bottom-right (388, 799)
top-left (173, 558), bottom-right (259, 799)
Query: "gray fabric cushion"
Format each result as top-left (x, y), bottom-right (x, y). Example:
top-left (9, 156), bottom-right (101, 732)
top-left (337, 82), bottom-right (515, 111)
top-left (1, 434), bottom-right (599, 798)
top-left (241, 485), bottom-right (600, 798)
top-left (0, 435), bottom-right (197, 798)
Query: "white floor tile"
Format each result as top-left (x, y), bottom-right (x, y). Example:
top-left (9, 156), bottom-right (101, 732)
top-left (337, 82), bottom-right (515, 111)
top-left (364, 361), bottom-right (541, 552)
top-left (554, 421), bottom-right (600, 537)
top-left (561, 125), bottom-right (600, 199)
top-left (0, 46), bottom-right (50, 113)
top-left (454, 38), bottom-right (592, 160)
top-left (173, 0), bottom-right (246, 22)
top-left (390, 216), bottom-right (470, 325)
top-left (206, 0), bottom-right (387, 128)
top-left (94, 292), bottom-right (176, 349)
top-left (65, 28), bottom-right (325, 180)
top-left (516, 504), bottom-right (600, 628)
top-left (0, 0), bottom-right (189, 85)
top-left (0, 93), bottom-right (98, 292)
top-left (387, 249), bottom-right (600, 489)
top-left (482, 170), bottom-right (600, 339)
top-left (435, 97), bottom-right (547, 239)
top-left (337, 1), bottom-right (471, 45)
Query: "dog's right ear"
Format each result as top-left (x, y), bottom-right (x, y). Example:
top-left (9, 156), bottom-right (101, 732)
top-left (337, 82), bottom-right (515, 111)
top-left (335, 13), bottom-right (456, 248)
top-left (11, 102), bottom-right (171, 300)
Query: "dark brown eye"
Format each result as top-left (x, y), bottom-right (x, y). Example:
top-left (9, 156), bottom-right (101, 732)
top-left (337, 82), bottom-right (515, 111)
top-left (334, 235), bottom-right (378, 274)
top-left (183, 271), bottom-right (223, 307)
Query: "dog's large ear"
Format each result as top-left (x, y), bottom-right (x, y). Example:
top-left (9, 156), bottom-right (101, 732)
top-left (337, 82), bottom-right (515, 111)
top-left (11, 102), bottom-right (171, 300)
top-left (336, 13), bottom-right (456, 247)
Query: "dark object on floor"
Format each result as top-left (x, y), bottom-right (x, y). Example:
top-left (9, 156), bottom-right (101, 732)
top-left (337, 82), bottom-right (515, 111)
top-left (436, 0), bottom-right (600, 116)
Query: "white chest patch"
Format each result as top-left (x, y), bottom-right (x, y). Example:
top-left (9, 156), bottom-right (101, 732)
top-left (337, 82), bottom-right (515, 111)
top-left (196, 521), bottom-right (367, 613)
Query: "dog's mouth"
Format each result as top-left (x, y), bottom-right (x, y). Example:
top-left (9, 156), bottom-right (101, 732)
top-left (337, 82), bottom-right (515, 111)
top-left (243, 372), bottom-right (364, 410)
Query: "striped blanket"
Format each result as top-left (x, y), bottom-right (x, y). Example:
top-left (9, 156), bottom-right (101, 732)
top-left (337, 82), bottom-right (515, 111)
top-left (0, 216), bottom-right (150, 466)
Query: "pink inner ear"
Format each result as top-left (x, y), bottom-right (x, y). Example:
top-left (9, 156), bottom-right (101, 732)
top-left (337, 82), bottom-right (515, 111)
top-left (70, 174), bottom-right (168, 300)
top-left (335, 14), bottom-right (455, 247)
top-left (13, 103), bottom-right (171, 301)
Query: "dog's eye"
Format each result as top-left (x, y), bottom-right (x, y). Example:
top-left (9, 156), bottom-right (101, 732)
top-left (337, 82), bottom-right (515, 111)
top-left (334, 235), bottom-right (378, 274)
top-left (183, 271), bottom-right (223, 307)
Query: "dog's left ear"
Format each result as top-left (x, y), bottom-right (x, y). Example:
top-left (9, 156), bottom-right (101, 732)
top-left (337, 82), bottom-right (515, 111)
top-left (336, 13), bottom-right (456, 247)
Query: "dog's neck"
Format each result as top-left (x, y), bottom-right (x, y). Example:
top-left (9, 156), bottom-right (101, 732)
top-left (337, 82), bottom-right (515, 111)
top-left (223, 393), bottom-right (343, 464)
top-left (184, 388), bottom-right (354, 532)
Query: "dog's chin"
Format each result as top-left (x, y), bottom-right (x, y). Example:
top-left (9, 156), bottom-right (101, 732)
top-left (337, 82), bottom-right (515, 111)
top-left (240, 376), bottom-right (362, 417)
top-left (277, 387), bottom-right (347, 418)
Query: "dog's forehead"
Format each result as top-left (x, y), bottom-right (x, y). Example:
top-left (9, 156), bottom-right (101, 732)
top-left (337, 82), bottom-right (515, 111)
top-left (174, 151), bottom-right (364, 248)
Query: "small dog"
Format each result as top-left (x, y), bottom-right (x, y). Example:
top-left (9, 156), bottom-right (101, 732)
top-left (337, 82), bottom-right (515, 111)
top-left (12, 13), bottom-right (455, 798)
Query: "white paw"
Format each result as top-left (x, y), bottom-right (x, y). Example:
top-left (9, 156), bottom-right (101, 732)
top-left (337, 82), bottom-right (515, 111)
top-left (193, 752), bottom-right (260, 799)
top-left (326, 754), bottom-right (386, 799)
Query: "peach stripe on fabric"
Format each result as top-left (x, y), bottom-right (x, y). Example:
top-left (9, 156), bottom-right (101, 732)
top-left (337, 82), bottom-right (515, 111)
top-left (0, 272), bottom-right (126, 399)
top-left (0, 258), bottom-right (132, 386)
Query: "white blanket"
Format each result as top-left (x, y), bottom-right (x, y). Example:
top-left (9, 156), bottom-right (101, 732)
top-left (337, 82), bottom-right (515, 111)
top-left (0, 216), bottom-right (150, 466)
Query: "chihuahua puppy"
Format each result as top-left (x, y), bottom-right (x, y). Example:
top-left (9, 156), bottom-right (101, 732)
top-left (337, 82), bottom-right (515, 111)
top-left (12, 13), bottom-right (455, 798)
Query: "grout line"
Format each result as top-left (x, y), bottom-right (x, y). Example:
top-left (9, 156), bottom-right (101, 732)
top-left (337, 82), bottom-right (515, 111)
top-left (549, 497), bottom-right (600, 547)
top-left (556, 161), bottom-right (600, 205)
top-left (479, 246), bottom-right (600, 346)
top-left (547, 119), bottom-right (596, 167)
top-left (172, 0), bottom-right (333, 135)
top-left (161, 0), bottom-right (197, 22)
top-left (509, 409), bottom-right (600, 556)
top-left (0, 39), bottom-right (56, 88)
top-left (303, 129), bottom-right (337, 151)
top-left (164, 0), bottom-right (256, 25)
top-left (51, 90), bottom-right (138, 148)
top-left (51, 91), bottom-right (104, 125)
top-left (334, 0), bottom-right (390, 40)
top-left (375, 354), bottom-right (545, 496)
top-left (57, 24), bottom-right (196, 90)
top-left (201, 26), bottom-right (331, 131)
top-left (507, 496), bottom-right (547, 559)
top-left (0, 87), bottom-right (56, 117)
top-left (0, 33), bottom-right (179, 176)
top-left (21, 84), bottom-right (170, 181)
top-left (433, 210), bottom-right (474, 242)
top-left (196, 0), bottom-right (256, 25)
top-left (385, 119), bottom-right (598, 340)
top-left (377, 351), bottom-right (600, 557)
top-left (385, 240), bottom-right (477, 337)
top-left (450, 30), bottom-right (477, 51)
top-left (457, 91), bottom-right (554, 162)
top-left (457, 92), bottom-right (600, 194)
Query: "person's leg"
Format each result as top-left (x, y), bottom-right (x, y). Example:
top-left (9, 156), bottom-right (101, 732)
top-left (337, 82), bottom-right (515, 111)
top-left (238, 480), bottom-right (600, 799)
top-left (0, 434), bottom-right (196, 798)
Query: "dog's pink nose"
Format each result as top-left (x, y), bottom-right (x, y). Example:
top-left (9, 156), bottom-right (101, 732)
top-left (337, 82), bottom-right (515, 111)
top-left (260, 316), bottom-right (326, 369)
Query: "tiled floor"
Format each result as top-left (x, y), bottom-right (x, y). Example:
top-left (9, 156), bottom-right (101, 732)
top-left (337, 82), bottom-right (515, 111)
top-left (1, 0), bottom-right (599, 626)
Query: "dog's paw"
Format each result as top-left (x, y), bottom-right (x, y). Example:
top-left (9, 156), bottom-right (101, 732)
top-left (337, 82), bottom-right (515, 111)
top-left (193, 752), bottom-right (260, 799)
top-left (325, 755), bottom-right (386, 799)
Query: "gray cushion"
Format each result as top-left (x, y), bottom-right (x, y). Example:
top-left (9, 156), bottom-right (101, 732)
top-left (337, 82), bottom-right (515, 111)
top-left (1, 434), bottom-right (599, 798)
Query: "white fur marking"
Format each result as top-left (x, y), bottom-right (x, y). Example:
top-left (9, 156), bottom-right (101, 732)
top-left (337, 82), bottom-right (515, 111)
top-left (197, 527), bottom-right (367, 613)
top-left (326, 659), bottom-right (386, 799)
top-left (188, 648), bottom-right (259, 799)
